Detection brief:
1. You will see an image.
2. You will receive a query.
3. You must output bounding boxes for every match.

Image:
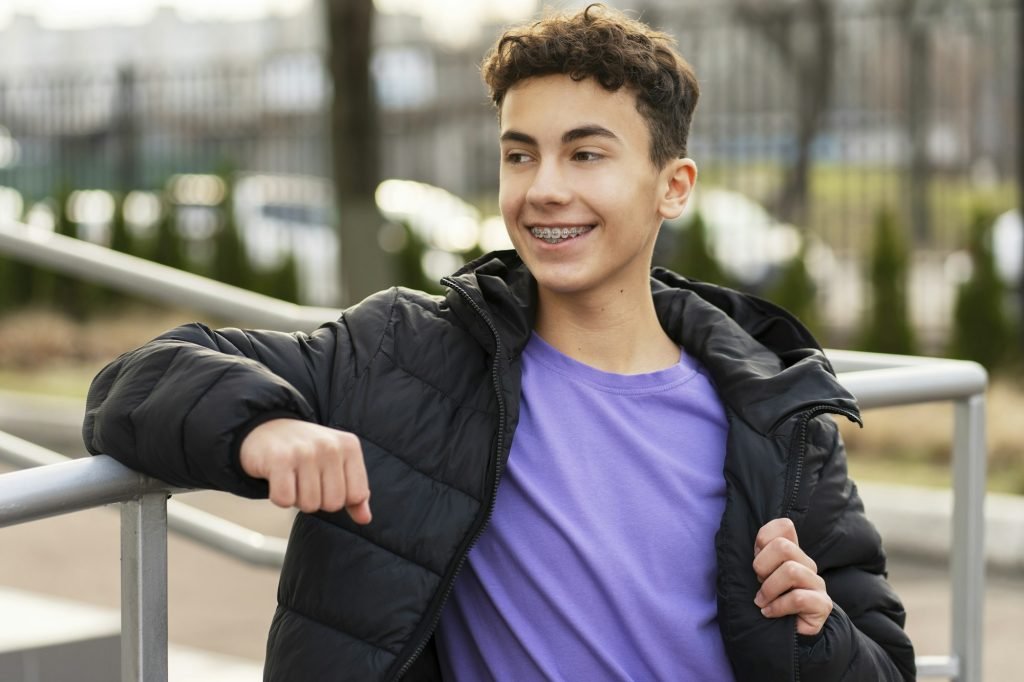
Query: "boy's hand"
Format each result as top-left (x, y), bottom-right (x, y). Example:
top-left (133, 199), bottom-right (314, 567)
top-left (239, 418), bottom-right (372, 524)
top-left (752, 518), bottom-right (831, 636)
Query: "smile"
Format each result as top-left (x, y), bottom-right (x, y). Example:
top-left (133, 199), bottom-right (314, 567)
top-left (529, 225), bottom-right (594, 244)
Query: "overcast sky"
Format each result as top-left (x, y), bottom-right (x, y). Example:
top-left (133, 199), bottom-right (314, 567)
top-left (0, 0), bottom-right (538, 32)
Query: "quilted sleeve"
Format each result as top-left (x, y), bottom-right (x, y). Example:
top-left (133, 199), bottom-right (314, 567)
top-left (82, 288), bottom-right (397, 497)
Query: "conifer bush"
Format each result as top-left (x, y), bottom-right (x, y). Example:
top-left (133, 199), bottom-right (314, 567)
top-left (859, 207), bottom-right (917, 355)
top-left (767, 244), bottom-right (821, 338)
top-left (949, 206), bottom-right (1016, 371)
top-left (669, 210), bottom-right (730, 286)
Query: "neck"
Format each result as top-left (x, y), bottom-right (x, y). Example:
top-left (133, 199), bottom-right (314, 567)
top-left (534, 280), bottom-right (678, 374)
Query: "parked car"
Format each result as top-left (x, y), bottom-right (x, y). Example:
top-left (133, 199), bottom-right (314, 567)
top-left (232, 173), bottom-right (339, 306)
top-left (664, 186), bottom-right (833, 289)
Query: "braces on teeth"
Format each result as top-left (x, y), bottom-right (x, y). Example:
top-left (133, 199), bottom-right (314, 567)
top-left (531, 226), bottom-right (591, 243)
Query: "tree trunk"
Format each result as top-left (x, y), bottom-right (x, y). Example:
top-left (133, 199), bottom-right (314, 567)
top-left (115, 66), bottom-right (139, 195)
top-left (324, 0), bottom-right (392, 305)
top-left (902, 2), bottom-right (932, 247)
top-left (776, 0), bottom-right (834, 228)
top-left (735, 0), bottom-right (835, 229)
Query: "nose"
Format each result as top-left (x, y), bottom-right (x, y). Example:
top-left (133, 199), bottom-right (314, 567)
top-left (525, 158), bottom-right (571, 207)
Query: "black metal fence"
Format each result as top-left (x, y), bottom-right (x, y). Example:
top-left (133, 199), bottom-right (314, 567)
top-left (0, 2), bottom-right (1017, 245)
top-left (0, 54), bottom-right (332, 201)
top-left (0, 0), bottom-right (1019, 344)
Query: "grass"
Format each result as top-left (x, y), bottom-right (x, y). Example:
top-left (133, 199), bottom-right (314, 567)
top-left (847, 451), bottom-right (1024, 497)
top-left (693, 162), bottom-right (1018, 250)
top-left (837, 380), bottom-right (1024, 496)
top-left (0, 365), bottom-right (104, 400)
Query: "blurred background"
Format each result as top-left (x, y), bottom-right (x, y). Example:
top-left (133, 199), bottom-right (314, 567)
top-left (0, 0), bottom-right (1020, 489)
top-left (0, 0), bottom-right (1021, 679)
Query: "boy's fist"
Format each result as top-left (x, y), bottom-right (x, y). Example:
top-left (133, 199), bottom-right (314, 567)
top-left (239, 418), bottom-right (372, 524)
top-left (752, 518), bottom-right (831, 636)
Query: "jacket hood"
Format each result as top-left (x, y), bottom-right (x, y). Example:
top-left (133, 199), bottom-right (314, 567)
top-left (445, 250), bottom-right (860, 434)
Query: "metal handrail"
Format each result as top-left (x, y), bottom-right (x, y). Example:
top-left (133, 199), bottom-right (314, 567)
top-left (0, 430), bottom-right (287, 568)
top-left (0, 448), bottom-right (175, 528)
top-left (0, 451), bottom-right (175, 681)
top-left (831, 351), bottom-right (989, 682)
top-left (0, 216), bottom-right (987, 681)
top-left (0, 219), bottom-right (338, 332)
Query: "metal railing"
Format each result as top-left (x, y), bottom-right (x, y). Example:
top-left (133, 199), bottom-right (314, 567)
top-left (0, 220), bottom-right (338, 332)
top-left (0, 430), bottom-right (288, 568)
top-left (828, 351), bottom-right (988, 681)
top-left (0, 430), bottom-right (288, 682)
top-left (0, 219), bottom-right (989, 681)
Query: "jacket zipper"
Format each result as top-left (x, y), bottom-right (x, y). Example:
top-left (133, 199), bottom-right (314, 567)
top-left (782, 403), bottom-right (860, 682)
top-left (388, 277), bottom-right (508, 680)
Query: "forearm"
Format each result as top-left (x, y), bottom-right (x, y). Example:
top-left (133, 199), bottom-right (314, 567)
top-left (84, 337), bottom-right (313, 496)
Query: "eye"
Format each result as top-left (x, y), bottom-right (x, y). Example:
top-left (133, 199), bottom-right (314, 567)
top-left (572, 150), bottom-right (603, 162)
top-left (503, 151), bottom-right (532, 165)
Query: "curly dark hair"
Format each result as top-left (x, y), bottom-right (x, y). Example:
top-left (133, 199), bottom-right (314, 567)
top-left (481, 4), bottom-right (700, 167)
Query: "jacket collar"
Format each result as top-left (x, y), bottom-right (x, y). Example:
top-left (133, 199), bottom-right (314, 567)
top-left (445, 251), bottom-right (860, 434)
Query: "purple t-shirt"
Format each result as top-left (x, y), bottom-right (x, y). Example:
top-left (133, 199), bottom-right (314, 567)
top-left (435, 333), bottom-right (733, 681)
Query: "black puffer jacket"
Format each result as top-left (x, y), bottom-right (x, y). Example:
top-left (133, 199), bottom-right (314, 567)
top-left (84, 251), bottom-right (915, 681)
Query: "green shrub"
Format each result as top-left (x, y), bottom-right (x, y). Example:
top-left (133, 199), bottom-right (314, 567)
top-left (669, 210), bottom-right (730, 286)
top-left (394, 221), bottom-right (438, 294)
top-left (949, 206), bottom-right (1015, 371)
top-left (212, 177), bottom-right (252, 291)
top-left (859, 207), bottom-right (917, 355)
top-left (767, 245), bottom-right (821, 337)
top-left (260, 250), bottom-right (300, 303)
top-left (152, 201), bottom-right (187, 272)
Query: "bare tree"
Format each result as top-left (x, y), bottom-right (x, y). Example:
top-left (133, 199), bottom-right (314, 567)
top-left (324, 0), bottom-right (393, 305)
top-left (898, 0), bottom-right (932, 246)
top-left (734, 0), bottom-right (835, 229)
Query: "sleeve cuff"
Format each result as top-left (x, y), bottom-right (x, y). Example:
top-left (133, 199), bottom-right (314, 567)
top-left (228, 410), bottom-right (308, 498)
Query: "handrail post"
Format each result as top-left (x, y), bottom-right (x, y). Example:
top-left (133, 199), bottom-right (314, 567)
top-left (121, 492), bottom-right (169, 682)
top-left (951, 394), bottom-right (986, 682)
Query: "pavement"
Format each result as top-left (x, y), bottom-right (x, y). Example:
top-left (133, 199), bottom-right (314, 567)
top-left (2, 390), bottom-right (1024, 680)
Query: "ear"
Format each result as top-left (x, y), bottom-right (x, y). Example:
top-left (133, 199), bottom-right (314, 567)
top-left (657, 158), bottom-right (697, 220)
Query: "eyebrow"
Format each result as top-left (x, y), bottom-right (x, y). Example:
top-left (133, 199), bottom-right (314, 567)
top-left (500, 125), bottom-right (620, 146)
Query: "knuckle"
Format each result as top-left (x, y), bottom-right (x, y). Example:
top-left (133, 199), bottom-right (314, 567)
top-left (337, 431), bottom-right (360, 451)
top-left (768, 536), bottom-right (792, 554)
top-left (283, 446), bottom-right (309, 468)
top-left (321, 497), bottom-right (345, 513)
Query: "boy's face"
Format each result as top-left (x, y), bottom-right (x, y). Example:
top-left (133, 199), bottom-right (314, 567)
top-left (498, 74), bottom-right (694, 299)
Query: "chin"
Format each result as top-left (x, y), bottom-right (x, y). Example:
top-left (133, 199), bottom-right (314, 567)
top-left (529, 268), bottom-right (595, 296)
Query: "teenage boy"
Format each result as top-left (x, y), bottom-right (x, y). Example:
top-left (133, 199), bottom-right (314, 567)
top-left (84, 5), bottom-right (915, 681)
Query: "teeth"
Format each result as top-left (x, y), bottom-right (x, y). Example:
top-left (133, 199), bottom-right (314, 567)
top-left (530, 226), bottom-right (593, 243)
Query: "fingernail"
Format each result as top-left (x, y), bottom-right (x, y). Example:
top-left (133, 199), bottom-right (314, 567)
top-left (760, 606), bottom-right (771, 617)
top-left (754, 592), bottom-right (765, 608)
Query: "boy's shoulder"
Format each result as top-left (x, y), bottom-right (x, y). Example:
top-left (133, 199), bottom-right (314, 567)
top-left (341, 284), bottom-right (490, 361)
top-left (342, 286), bottom-right (447, 327)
